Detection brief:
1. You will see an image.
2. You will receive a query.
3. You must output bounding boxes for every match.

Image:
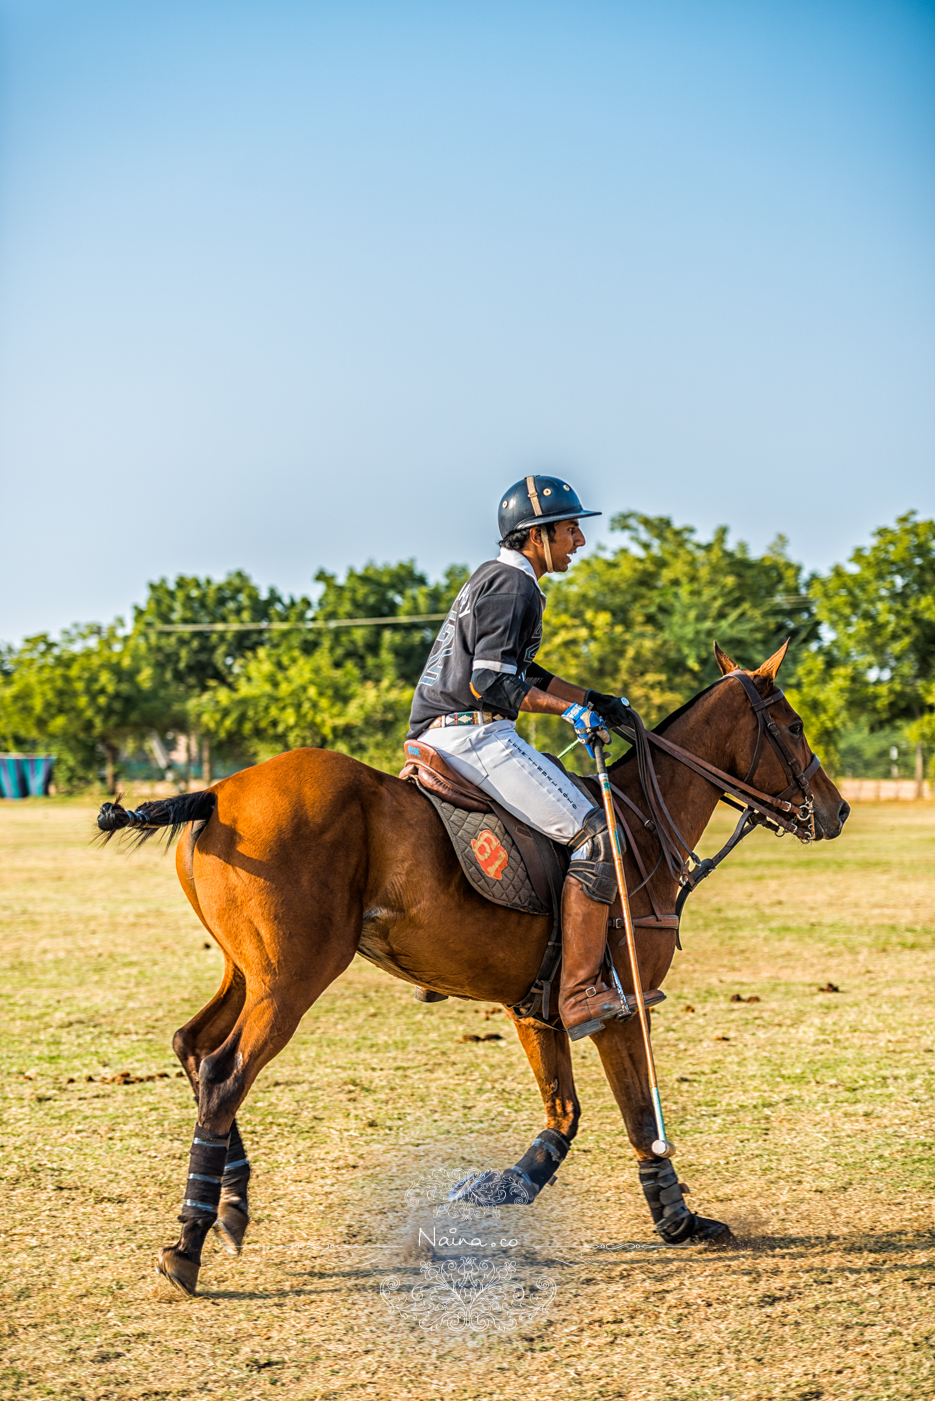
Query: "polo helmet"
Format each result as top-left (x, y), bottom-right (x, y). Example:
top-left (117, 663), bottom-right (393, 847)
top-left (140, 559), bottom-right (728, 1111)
top-left (498, 475), bottom-right (601, 542)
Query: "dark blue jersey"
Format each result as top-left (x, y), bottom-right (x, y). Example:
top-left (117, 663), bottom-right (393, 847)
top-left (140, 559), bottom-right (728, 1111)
top-left (407, 550), bottom-right (554, 738)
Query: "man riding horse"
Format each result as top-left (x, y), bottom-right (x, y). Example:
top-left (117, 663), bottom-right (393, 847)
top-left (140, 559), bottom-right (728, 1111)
top-left (407, 474), bottom-right (632, 1041)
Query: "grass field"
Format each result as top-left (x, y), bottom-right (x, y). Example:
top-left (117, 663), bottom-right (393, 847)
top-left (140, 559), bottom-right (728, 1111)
top-left (1, 794), bottom-right (933, 1401)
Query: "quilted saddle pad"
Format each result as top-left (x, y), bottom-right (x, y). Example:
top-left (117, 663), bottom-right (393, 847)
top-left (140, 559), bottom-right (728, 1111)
top-left (421, 790), bottom-right (550, 915)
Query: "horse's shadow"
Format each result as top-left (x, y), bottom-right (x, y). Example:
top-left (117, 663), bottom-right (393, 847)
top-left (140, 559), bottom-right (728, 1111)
top-left (195, 1227), bottom-right (935, 1303)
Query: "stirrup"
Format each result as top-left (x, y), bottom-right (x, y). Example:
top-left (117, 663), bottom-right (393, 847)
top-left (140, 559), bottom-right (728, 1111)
top-left (413, 987), bottom-right (449, 1003)
top-left (566, 987), bottom-right (666, 1041)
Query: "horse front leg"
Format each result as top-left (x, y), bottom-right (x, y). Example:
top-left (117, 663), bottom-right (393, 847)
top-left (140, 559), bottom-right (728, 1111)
top-left (451, 1015), bottom-right (579, 1205)
top-left (594, 1016), bottom-right (734, 1247)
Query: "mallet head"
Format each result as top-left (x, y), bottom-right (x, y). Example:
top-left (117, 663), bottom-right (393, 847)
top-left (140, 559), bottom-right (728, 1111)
top-left (651, 1139), bottom-right (675, 1158)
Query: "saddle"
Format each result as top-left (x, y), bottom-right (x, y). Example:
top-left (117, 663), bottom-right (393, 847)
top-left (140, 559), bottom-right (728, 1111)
top-left (399, 740), bottom-right (566, 914)
top-left (399, 739), bottom-right (680, 1023)
top-left (400, 739), bottom-right (568, 1023)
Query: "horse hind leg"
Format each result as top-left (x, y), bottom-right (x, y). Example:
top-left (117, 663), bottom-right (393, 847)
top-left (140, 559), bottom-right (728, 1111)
top-left (170, 962), bottom-right (252, 1255)
top-left (157, 972), bottom-right (331, 1297)
top-left (451, 1014), bottom-right (580, 1206)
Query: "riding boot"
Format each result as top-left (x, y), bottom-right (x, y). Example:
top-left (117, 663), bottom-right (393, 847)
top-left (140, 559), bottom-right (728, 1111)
top-left (558, 877), bottom-right (632, 1040)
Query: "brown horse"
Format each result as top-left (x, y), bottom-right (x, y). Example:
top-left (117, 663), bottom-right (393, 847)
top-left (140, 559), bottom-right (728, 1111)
top-left (98, 643), bottom-right (848, 1294)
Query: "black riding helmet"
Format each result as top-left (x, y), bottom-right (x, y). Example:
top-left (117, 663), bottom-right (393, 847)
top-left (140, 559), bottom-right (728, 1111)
top-left (498, 475), bottom-right (601, 542)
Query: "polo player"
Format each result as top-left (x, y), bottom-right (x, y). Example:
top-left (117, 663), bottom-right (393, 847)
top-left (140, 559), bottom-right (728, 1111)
top-left (408, 475), bottom-right (632, 1040)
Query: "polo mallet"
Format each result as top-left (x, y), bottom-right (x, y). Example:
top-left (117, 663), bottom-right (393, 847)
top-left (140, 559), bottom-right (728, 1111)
top-left (592, 737), bottom-right (674, 1159)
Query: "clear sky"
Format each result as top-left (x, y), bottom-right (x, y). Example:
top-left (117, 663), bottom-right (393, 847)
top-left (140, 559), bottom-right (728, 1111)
top-left (1, 0), bottom-right (932, 642)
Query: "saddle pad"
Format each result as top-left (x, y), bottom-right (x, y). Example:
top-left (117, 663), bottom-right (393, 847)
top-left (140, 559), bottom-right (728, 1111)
top-left (422, 788), bottom-right (550, 915)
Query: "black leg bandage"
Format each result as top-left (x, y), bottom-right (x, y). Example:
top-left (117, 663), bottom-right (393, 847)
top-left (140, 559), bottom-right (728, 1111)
top-left (178, 1124), bottom-right (229, 1248)
top-left (639, 1157), bottom-right (697, 1244)
top-left (512, 1128), bottom-right (571, 1195)
top-left (220, 1117), bottom-right (251, 1214)
top-left (567, 808), bottom-right (618, 905)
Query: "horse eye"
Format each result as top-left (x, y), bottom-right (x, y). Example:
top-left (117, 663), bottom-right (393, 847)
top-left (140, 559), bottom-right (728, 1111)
top-left (789, 722), bottom-right (804, 737)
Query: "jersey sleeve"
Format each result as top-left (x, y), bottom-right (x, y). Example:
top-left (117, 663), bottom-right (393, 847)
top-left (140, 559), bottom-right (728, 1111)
top-left (470, 588), bottom-right (535, 677)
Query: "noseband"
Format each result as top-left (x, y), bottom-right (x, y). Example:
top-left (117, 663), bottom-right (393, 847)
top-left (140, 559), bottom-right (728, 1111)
top-left (604, 670), bottom-right (822, 921)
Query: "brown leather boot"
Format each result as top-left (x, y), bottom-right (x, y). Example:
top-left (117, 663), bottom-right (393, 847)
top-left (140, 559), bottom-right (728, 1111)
top-left (558, 879), bottom-right (665, 1040)
top-left (558, 878), bottom-right (630, 1039)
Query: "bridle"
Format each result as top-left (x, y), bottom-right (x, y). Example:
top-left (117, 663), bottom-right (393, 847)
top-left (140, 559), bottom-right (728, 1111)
top-left (598, 670), bottom-right (822, 922)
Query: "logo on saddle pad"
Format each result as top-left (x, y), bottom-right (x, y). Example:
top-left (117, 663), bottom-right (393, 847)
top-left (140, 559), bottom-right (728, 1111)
top-left (471, 829), bottom-right (509, 881)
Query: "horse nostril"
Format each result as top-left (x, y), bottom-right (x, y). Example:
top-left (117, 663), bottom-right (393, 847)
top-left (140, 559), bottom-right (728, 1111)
top-left (839, 801), bottom-right (851, 824)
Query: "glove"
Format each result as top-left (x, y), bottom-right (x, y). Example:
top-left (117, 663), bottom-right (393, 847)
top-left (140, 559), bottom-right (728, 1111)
top-left (584, 691), bottom-right (632, 728)
top-left (562, 703), bottom-right (611, 756)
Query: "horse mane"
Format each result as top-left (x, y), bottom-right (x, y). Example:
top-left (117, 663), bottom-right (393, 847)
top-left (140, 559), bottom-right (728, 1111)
top-left (652, 670), bottom-right (777, 737)
top-left (607, 671), bottom-right (775, 776)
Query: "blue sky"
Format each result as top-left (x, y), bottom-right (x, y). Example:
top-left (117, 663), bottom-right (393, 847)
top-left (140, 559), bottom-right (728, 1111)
top-left (1, 0), bottom-right (932, 641)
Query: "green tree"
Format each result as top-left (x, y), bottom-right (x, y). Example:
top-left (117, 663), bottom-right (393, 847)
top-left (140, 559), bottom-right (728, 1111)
top-left (192, 560), bottom-right (469, 775)
top-left (0, 623), bottom-right (154, 791)
top-left (787, 512), bottom-right (935, 776)
top-left (132, 571), bottom-right (311, 720)
top-left (312, 560), bottom-right (470, 686)
top-left (130, 571), bottom-right (315, 780)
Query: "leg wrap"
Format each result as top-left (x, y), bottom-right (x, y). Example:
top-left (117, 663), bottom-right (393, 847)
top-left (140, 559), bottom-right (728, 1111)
top-left (568, 809), bottom-right (618, 905)
top-left (639, 1158), bottom-right (697, 1244)
top-left (512, 1128), bottom-right (571, 1195)
top-left (220, 1118), bottom-right (251, 1214)
top-left (178, 1124), bottom-right (229, 1243)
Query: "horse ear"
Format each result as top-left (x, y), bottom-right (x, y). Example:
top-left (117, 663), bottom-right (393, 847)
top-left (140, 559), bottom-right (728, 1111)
top-left (713, 641), bottom-right (739, 675)
top-left (755, 638), bottom-right (791, 680)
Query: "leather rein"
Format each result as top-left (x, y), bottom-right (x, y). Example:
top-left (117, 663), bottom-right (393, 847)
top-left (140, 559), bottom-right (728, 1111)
top-left (595, 670), bottom-right (822, 923)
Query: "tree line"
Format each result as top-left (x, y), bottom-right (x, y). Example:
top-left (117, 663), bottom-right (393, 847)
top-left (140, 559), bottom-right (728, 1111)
top-left (1, 511), bottom-right (932, 792)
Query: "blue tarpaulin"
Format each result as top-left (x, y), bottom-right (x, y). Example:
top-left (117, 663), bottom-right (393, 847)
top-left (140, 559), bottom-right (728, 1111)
top-left (0, 754), bottom-right (55, 798)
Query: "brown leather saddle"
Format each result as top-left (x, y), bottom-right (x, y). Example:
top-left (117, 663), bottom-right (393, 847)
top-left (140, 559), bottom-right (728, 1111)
top-left (400, 739), bottom-right (492, 813)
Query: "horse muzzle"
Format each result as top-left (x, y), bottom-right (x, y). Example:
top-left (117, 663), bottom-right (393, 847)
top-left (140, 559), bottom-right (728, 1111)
top-left (812, 799), bottom-right (850, 842)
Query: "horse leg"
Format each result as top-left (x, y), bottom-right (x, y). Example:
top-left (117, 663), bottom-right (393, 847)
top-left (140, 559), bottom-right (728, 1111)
top-left (593, 1017), bottom-right (733, 1247)
top-left (157, 916), bottom-right (353, 1297)
top-left (451, 1015), bottom-right (579, 1205)
top-left (170, 960), bottom-right (252, 1254)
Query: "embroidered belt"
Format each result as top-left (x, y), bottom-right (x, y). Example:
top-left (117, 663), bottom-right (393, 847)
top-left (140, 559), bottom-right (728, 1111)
top-left (427, 711), bottom-right (508, 729)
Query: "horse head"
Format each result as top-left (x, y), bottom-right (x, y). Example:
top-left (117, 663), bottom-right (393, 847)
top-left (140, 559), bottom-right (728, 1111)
top-left (712, 639), bottom-right (849, 841)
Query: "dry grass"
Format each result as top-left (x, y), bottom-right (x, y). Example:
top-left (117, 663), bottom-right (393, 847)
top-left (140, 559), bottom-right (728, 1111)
top-left (0, 796), bottom-right (933, 1400)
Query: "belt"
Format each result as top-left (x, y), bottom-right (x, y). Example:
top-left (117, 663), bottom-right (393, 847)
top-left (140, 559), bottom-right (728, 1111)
top-left (427, 711), bottom-right (508, 729)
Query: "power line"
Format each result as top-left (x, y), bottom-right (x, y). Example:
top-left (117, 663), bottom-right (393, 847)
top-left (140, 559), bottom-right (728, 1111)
top-left (152, 613), bottom-right (447, 634)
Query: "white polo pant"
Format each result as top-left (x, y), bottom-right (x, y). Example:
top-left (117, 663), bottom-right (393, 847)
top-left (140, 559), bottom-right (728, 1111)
top-left (420, 719), bottom-right (596, 844)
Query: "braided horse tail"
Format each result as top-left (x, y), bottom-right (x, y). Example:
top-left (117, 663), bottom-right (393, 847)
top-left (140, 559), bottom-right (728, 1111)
top-left (96, 791), bottom-right (217, 847)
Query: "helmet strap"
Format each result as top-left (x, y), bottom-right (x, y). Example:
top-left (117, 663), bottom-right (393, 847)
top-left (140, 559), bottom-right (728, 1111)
top-left (525, 474), bottom-right (554, 573)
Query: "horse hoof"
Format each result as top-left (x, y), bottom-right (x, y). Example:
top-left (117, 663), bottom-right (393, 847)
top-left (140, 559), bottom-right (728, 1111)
top-left (448, 1168), bottom-right (535, 1206)
top-left (156, 1244), bottom-right (200, 1295)
top-left (687, 1216), bottom-right (736, 1249)
top-left (215, 1203), bottom-right (249, 1255)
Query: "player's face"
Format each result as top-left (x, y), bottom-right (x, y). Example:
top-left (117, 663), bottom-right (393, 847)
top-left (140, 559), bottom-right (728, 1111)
top-left (548, 518), bottom-right (586, 571)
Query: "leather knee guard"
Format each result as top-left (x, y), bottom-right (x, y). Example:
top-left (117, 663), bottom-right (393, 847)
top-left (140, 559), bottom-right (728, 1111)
top-left (567, 808), bottom-right (617, 905)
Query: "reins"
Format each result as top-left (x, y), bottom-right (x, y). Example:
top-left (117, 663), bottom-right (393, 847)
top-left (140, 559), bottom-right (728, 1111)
top-left (595, 669), bottom-right (822, 922)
